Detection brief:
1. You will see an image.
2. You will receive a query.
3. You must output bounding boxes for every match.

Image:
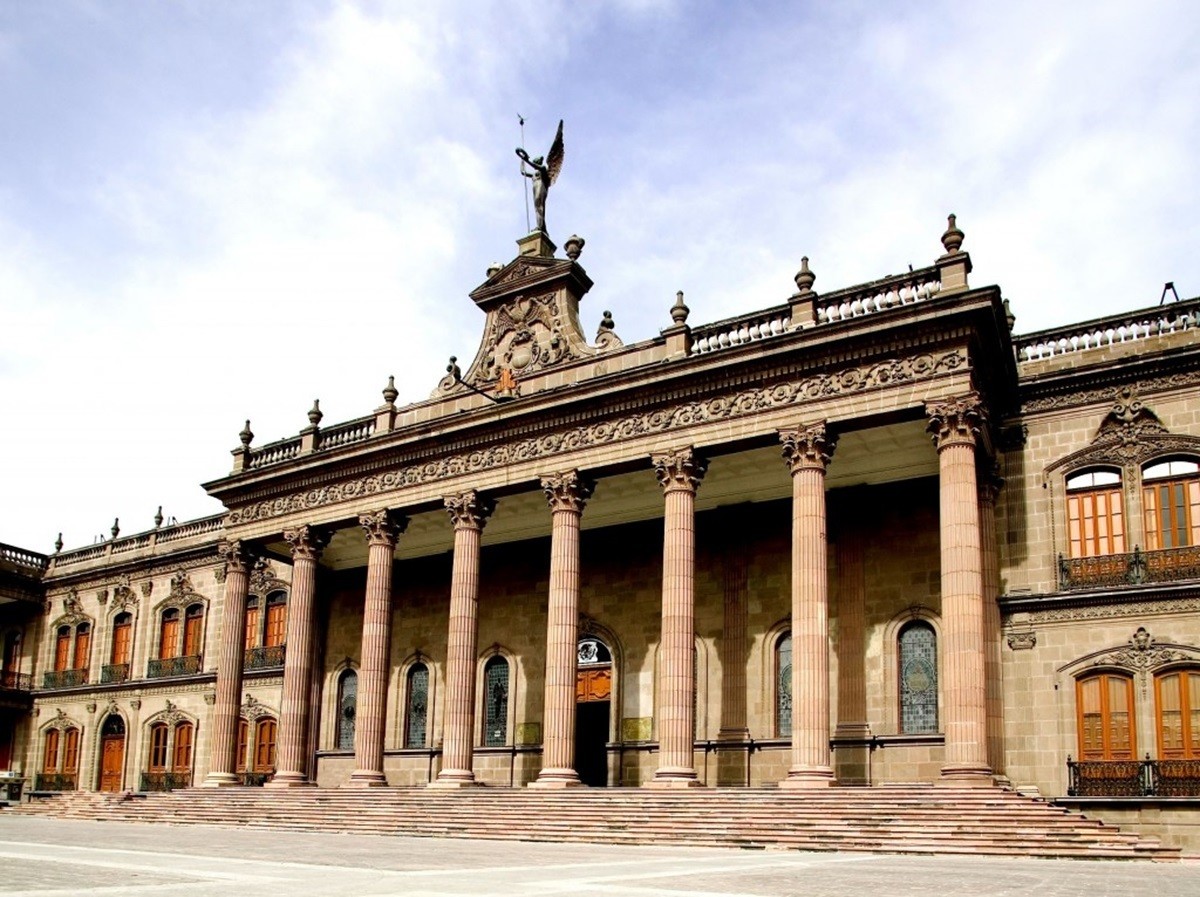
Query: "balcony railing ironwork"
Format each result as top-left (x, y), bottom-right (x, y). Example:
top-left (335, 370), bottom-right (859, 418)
top-left (1058, 545), bottom-right (1200, 591)
top-left (1067, 756), bottom-right (1200, 797)
top-left (139, 771), bottom-right (192, 792)
top-left (33, 773), bottom-right (77, 792)
top-left (244, 644), bottom-right (285, 671)
top-left (0, 670), bottom-right (32, 692)
top-left (101, 663), bottom-right (131, 684)
top-left (42, 669), bottom-right (87, 689)
top-left (146, 655), bottom-right (202, 679)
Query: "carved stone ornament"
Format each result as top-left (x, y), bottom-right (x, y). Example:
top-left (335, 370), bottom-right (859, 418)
top-left (444, 490), bottom-right (496, 531)
top-left (217, 540), bottom-right (253, 576)
top-left (95, 588), bottom-right (109, 606)
top-left (540, 470), bottom-right (595, 514)
top-left (130, 699), bottom-right (141, 711)
top-left (203, 691), bottom-right (217, 706)
top-left (145, 701), bottom-right (190, 727)
top-left (653, 447), bottom-right (708, 494)
top-left (1086, 626), bottom-right (1200, 693)
top-left (213, 565), bottom-right (227, 585)
top-left (155, 571), bottom-right (203, 615)
top-left (44, 710), bottom-right (80, 732)
top-left (283, 525), bottom-right (331, 561)
top-left (168, 570), bottom-right (195, 601)
top-left (1023, 370), bottom-right (1200, 414)
top-left (241, 694), bottom-right (275, 722)
top-left (927, 393), bottom-right (986, 450)
top-left (1032, 595), bottom-right (1200, 624)
top-left (359, 508), bottom-right (409, 547)
top-left (85, 702), bottom-right (97, 714)
top-left (62, 590), bottom-right (82, 617)
top-left (248, 558), bottom-right (288, 598)
top-left (780, 423), bottom-right (837, 473)
top-left (229, 349), bottom-right (968, 525)
top-left (1006, 629), bottom-right (1037, 651)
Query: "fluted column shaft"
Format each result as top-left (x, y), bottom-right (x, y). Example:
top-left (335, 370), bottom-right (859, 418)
top-left (269, 525), bottom-right (329, 787)
top-left (204, 541), bottom-right (252, 786)
top-left (979, 477), bottom-right (1005, 776)
top-left (651, 448), bottom-right (707, 786)
top-left (533, 472), bottom-right (594, 787)
top-left (928, 395), bottom-right (992, 782)
top-left (433, 491), bottom-right (495, 787)
top-left (780, 424), bottom-right (836, 788)
top-left (349, 510), bottom-right (407, 787)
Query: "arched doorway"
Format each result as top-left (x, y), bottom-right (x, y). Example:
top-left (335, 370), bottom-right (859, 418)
top-left (575, 636), bottom-right (612, 787)
top-left (98, 714), bottom-right (126, 792)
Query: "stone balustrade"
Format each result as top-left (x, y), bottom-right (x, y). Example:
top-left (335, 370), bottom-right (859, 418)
top-left (1017, 298), bottom-right (1200, 363)
top-left (690, 306), bottom-right (792, 355)
top-left (815, 267), bottom-right (943, 325)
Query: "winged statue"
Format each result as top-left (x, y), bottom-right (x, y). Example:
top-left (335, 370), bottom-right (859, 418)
top-left (516, 120), bottom-right (564, 236)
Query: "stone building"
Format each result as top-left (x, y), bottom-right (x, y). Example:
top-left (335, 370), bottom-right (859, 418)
top-left (1, 219), bottom-right (1197, 845)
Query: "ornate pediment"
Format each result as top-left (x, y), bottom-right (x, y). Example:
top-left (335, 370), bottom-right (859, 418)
top-left (248, 558), bottom-right (287, 597)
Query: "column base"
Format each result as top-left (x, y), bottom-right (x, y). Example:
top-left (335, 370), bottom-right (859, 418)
top-left (648, 767), bottom-right (703, 788)
top-left (529, 768), bottom-right (582, 788)
top-left (345, 770), bottom-right (389, 787)
top-left (780, 766), bottom-right (834, 788)
top-left (201, 773), bottom-right (242, 788)
top-left (938, 763), bottom-right (994, 786)
top-left (265, 772), bottom-right (315, 788)
top-left (429, 769), bottom-right (479, 789)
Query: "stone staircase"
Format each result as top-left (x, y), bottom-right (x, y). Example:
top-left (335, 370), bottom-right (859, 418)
top-left (6, 785), bottom-right (1182, 861)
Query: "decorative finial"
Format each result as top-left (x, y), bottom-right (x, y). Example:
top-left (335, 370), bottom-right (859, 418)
top-left (54, 533), bottom-right (63, 554)
top-left (564, 234), bottom-right (585, 260)
top-left (239, 420), bottom-right (254, 448)
top-left (307, 399), bottom-right (323, 427)
top-left (111, 518), bottom-right (120, 540)
top-left (793, 256), bottom-right (815, 293)
top-left (1002, 298), bottom-right (1016, 333)
top-left (382, 375), bottom-right (398, 406)
top-left (446, 356), bottom-right (462, 382)
top-left (154, 506), bottom-right (163, 529)
top-left (486, 262), bottom-right (502, 278)
top-left (598, 310), bottom-right (615, 333)
top-left (941, 213), bottom-right (964, 254)
top-left (671, 290), bottom-right (690, 325)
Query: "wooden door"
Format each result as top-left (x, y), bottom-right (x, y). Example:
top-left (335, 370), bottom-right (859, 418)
top-left (99, 734), bottom-right (125, 792)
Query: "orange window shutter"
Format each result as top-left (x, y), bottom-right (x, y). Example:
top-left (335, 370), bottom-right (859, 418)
top-left (43, 730), bottom-right (59, 773)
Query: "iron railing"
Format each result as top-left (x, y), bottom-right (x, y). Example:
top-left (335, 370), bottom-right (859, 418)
top-left (101, 663), bottom-right (131, 684)
top-left (146, 655), bottom-right (202, 679)
top-left (41, 669), bottom-right (87, 689)
top-left (244, 644), bottom-right (285, 671)
top-left (139, 771), bottom-right (192, 792)
top-left (33, 773), bottom-right (76, 792)
top-left (0, 670), bottom-right (32, 692)
top-left (1058, 545), bottom-right (1200, 591)
top-left (1067, 756), bottom-right (1200, 797)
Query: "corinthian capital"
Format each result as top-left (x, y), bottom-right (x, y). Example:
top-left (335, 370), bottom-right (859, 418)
top-left (444, 490), bottom-right (496, 531)
top-left (653, 447), bottom-right (708, 494)
top-left (541, 470), bottom-right (595, 514)
top-left (927, 393), bottom-right (986, 451)
top-left (282, 525), bottom-right (331, 561)
top-left (217, 539), bottom-right (253, 576)
top-left (359, 509), bottom-right (409, 547)
top-left (779, 423), bottom-right (837, 474)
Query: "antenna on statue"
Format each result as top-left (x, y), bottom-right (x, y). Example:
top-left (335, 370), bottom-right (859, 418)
top-left (518, 114), bottom-right (531, 233)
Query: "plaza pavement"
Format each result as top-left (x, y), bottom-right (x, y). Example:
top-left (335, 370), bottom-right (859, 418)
top-left (0, 815), bottom-right (1195, 897)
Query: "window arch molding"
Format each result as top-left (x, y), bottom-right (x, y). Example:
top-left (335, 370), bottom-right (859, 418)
top-left (475, 645), bottom-right (521, 748)
top-left (395, 652), bottom-right (437, 751)
top-left (323, 660), bottom-right (358, 750)
top-left (881, 606), bottom-right (943, 737)
top-left (335, 665), bottom-right (358, 751)
top-left (151, 584), bottom-right (209, 660)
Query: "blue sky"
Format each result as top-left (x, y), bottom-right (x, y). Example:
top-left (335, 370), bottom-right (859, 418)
top-left (3, 0), bottom-right (1198, 550)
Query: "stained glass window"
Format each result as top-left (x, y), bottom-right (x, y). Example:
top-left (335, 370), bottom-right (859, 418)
top-left (483, 656), bottom-right (509, 747)
top-left (405, 664), bottom-right (429, 748)
top-left (337, 670), bottom-right (357, 750)
top-left (777, 633), bottom-right (792, 737)
top-left (899, 622), bottom-right (938, 734)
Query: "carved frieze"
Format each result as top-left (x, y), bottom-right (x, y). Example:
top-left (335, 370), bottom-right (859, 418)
top-left (1030, 595), bottom-right (1200, 623)
top-left (1022, 369), bottom-right (1200, 414)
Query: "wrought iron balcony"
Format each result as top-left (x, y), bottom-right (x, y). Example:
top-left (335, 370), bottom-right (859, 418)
top-left (146, 654), bottom-right (202, 679)
top-left (244, 644), bottom-right (285, 671)
top-left (101, 663), bottom-right (131, 684)
top-left (33, 773), bottom-right (76, 792)
top-left (41, 669), bottom-right (87, 689)
top-left (1067, 756), bottom-right (1200, 797)
top-left (139, 771), bottom-right (192, 792)
top-left (1058, 545), bottom-right (1200, 590)
top-left (0, 670), bottom-right (32, 693)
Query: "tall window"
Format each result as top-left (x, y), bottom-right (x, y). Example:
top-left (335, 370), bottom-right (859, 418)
top-left (235, 719), bottom-right (249, 773)
top-left (776, 633), bottom-right (792, 738)
top-left (1077, 672), bottom-right (1135, 760)
top-left (148, 723), bottom-right (169, 771)
top-left (1066, 469), bottom-right (1125, 558)
top-left (899, 622), bottom-right (939, 734)
top-left (54, 626), bottom-right (71, 672)
top-left (110, 613), bottom-right (133, 666)
top-left (337, 670), bottom-right (357, 750)
top-left (1143, 459), bottom-right (1200, 550)
top-left (264, 594), bottom-right (287, 647)
top-left (244, 598), bottom-right (260, 650)
top-left (405, 663), bottom-right (429, 749)
top-left (173, 722), bottom-right (194, 772)
top-left (483, 656), bottom-right (509, 747)
top-left (159, 609), bottom-right (180, 659)
top-left (182, 604), bottom-right (204, 657)
top-left (72, 623), bottom-right (91, 671)
top-left (1155, 669), bottom-right (1200, 760)
top-left (254, 718), bottom-right (277, 772)
top-left (42, 729), bottom-right (60, 773)
top-left (63, 727), bottom-right (80, 776)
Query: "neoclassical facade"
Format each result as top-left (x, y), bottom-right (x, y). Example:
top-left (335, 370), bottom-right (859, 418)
top-left (2, 219), bottom-right (1198, 841)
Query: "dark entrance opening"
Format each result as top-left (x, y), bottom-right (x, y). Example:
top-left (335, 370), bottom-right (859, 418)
top-left (574, 636), bottom-right (612, 787)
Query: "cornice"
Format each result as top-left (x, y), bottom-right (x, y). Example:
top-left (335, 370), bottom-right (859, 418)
top-left (1018, 343), bottom-right (1200, 415)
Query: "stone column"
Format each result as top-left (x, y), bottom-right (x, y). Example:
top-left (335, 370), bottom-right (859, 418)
top-left (833, 518), bottom-right (871, 785)
top-left (927, 394), bottom-right (992, 783)
top-left (532, 471), bottom-right (595, 788)
top-left (979, 473), bottom-right (1005, 778)
top-left (268, 524), bottom-right (330, 787)
top-left (348, 509), bottom-right (407, 787)
top-left (650, 447), bottom-right (707, 787)
top-left (203, 540), bottom-right (253, 787)
top-left (780, 424), bottom-right (837, 788)
top-left (432, 490), bottom-right (495, 788)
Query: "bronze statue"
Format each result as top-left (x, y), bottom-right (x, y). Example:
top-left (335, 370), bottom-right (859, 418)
top-left (516, 120), bottom-right (564, 236)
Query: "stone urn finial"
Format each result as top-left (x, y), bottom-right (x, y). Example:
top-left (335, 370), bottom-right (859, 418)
top-left (1003, 298), bottom-right (1016, 333)
top-left (486, 261), bottom-right (502, 278)
top-left (111, 518), bottom-right (120, 540)
top-left (671, 290), bottom-right (690, 325)
top-left (564, 234), bottom-right (585, 261)
top-left (239, 420), bottom-right (254, 449)
top-left (54, 532), bottom-right (63, 554)
top-left (382, 375), bottom-right (398, 406)
top-left (154, 505), bottom-right (164, 529)
top-left (794, 256), bottom-right (815, 293)
top-left (941, 213), bottom-right (964, 254)
top-left (307, 399), bottom-right (323, 428)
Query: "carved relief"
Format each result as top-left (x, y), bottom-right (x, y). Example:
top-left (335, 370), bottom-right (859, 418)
top-left (1006, 629), bottom-right (1037, 651)
top-left (444, 491), bottom-right (496, 531)
top-left (540, 470), bottom-right (595, 514)
top-left (282, 525), bottom-right (330, 562)
top-left (780, 423), bottom-right (837, 473)
top-left (217, 539), bottom-right (253, 576)
top-left (155, 570), bottom-right (204, 614)
top-left (144, 700), bottom-right (192, 727)
top-left (1030, 595), bottom-right (1200, 623)
top-left (248, 558), bottom-right (288, 598)
top-left (359, 509), bottom-right (409, 547)
top-left (927, 393), bottom-right (986, 450)
top-left (241, 694), bottom-right (277, 722)
top-left (42, 710), bottom-right (81, 732)
top-left (653, 447), bottom-right (708, 494)
top-left (1022, 369), bottom-right (1200, 414)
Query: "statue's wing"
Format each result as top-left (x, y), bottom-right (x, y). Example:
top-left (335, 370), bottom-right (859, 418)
top-left (546, 120), bottom-right (565, 185)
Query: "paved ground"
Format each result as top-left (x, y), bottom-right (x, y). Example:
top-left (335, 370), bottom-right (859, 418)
top-left (0, 816), bottom-right (1196, 897)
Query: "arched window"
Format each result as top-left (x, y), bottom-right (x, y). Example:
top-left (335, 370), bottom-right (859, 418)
top-left (337, 670), bottom-right (357, 750)
top-left (405, 663), bottom-right (429, 749)
top-left (776, 633), bottom-right (792, 738)
top-left (72, 623), bottom-right (91, 671)
top-left (173, 722), bottom-right (194, 772)
top-left (159, 609), bottom-right (180, 659)
top-left (1155, 668), bottom-right (1200, 760)
top-left (1143, 459), bottom-right (1200, 550)
top-left (483, 656), bottom-right (509, 747)
top-left (42, 729), bottom-right (60, 774)
top-left (264, 593), bottom-right (287, 647)
top-left (244, 597), bottom-right (260, 650)
top-left (1066, 468), bottom-right (1125, 558)
top-left (898, 622), bottom-right (938, 734)
top-left (110, 613), bottom-right (132, 666)
top-left (254, 718), bottom-right (277, 773)
top-left (235, 719), bottom-right (249, 773)
top-left (62, 727), bottom-right (80, 776)
top-left (182, 604), bottom-right (204, 657)
top-left (54, 626), bottom-right (71, 672)
top-left (1077, 672), bottom-right (1135, 760)
top-left (148, 723), bottom-right (169, 771)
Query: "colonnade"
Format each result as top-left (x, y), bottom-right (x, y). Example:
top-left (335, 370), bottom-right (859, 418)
top-left (204, 394), bottom-right (996, 789)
